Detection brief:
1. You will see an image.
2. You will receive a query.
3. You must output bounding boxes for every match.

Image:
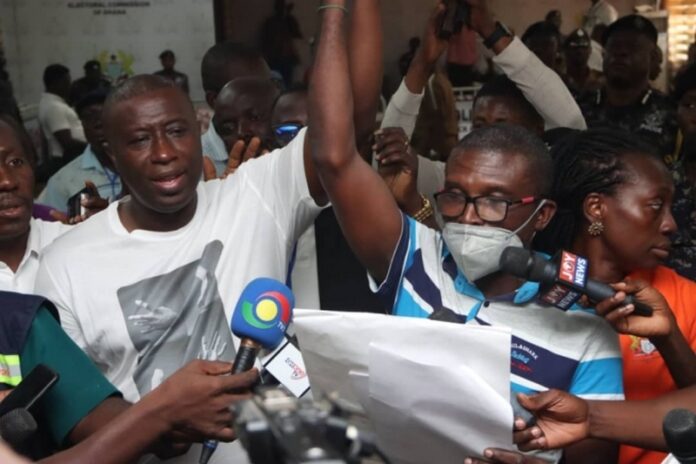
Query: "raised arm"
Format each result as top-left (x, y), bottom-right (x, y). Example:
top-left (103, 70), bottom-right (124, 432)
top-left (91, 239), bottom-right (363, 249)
top-left (349, 0), bottom-right (383, 147)
top-left (380, 2), bottom-right (448, 136)
top-left (303, 0), bottom-right (384, 203)
top-left (309, 0), bottom-right (402, 282)
top-left (466, 0), bottom-right (587, 131)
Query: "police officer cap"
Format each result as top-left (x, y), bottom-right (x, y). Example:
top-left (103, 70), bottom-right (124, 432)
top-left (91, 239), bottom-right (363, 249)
top-left (564, 29), bottom-right (591, 48)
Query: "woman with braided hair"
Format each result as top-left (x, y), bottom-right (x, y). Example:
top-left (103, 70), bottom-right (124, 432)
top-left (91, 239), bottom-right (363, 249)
top-left (534, 129), bottom-right (696, 464)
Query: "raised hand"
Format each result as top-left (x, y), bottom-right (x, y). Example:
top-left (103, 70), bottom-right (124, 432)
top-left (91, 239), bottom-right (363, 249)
top-left (419, 1), bottom-right (449, 66)
top-left (50, 181), bottom-right (109, 225)
top-left (375, 127), bottom-right (419, 208)
top-left (202, 137), bottom-right (269, 181)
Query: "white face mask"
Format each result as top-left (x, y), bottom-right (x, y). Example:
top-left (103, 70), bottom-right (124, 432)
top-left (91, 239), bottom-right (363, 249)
top-left (442, 200), bottom-right (547, 283)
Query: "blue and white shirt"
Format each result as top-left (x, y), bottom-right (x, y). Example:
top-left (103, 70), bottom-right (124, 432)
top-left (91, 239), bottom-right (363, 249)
top-left (372, 215), bottom-right (624, 401)
top-left (38, 146), bottom-right (121, 212)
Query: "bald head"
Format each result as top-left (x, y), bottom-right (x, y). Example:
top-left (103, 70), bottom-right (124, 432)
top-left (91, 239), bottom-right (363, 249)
top-left (216, 77), bottom-right (279, 109)
top-left (103, 74), bottom-right (194, 131)
top-left (213, 77), bottom-right (280, 152)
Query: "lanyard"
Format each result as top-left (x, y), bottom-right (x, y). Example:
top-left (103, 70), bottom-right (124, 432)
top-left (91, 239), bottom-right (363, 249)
top-left (103, 167), bottom-right (119, 199)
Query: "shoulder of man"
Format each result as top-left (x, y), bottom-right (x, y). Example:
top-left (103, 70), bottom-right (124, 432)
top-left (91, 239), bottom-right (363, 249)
top-left (39, 207), bottom-right (112, 263)
top-left (0, 292), bottom-right (58, 354)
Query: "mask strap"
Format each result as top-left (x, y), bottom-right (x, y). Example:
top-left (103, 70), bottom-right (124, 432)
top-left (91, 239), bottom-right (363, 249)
top-left (512, 199), bottom-right (548, 236)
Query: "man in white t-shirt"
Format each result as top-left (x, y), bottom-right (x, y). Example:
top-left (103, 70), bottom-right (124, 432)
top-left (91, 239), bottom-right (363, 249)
top-left (0, 115), bottom-right (69, 294)
top-left (38, 64), bottom-right (87, 163)
top-left (34, 75), bottom-right (327, 464)
top-left (583, 0), bottom-right (619, 33)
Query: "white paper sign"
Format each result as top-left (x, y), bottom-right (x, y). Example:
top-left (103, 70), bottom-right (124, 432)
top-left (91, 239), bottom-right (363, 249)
top-left (293, 309), bottom-right (515, 462)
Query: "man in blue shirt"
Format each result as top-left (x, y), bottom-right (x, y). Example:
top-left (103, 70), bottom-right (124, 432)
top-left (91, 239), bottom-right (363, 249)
top-left (308, 1), bottom-right (622, 462)
top-left (38, 91), bottom-right (121, 212)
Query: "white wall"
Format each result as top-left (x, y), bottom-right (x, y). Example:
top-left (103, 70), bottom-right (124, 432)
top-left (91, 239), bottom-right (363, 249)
top-left (0, 0), bottom-right (647, 107)
top-left (0, 0), bottom-right (216, 106)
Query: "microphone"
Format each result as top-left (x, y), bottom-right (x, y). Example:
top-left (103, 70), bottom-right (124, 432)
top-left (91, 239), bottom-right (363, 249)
top-left (499, 247), bottom-right (652, 317)
top-left (664, 409), bottom-right (696, 464)
top-left (0, 408), bottom-right (37, 449)
top-left (199, 277), bottom-right (294, 464)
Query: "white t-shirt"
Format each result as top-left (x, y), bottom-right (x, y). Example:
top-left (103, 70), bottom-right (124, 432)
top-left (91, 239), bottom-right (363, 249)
top-left (37, 93), bottom-right (86, 159)
top-left (589, 40), bottom-right (605, 73)
top-left (584, 0), bottom-right (619, 33)
top-left (0, 218), bottom-right (69, 293)
top-left (35, 130), bottom-right (320, 464)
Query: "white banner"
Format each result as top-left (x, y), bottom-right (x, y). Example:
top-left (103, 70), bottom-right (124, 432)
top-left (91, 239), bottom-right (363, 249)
top-left (1, 0), bottom-right (214, 105)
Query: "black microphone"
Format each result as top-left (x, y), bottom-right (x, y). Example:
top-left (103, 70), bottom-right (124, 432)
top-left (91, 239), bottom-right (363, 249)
top-left (499, 247), bottom-right (652, 317)
top-left (664, 409), bottom-right (696, 463)
top-left (0, 408), bottom-right (37, 449)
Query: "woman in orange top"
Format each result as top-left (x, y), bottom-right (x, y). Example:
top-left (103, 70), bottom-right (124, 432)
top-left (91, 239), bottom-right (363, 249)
top-left (536, 129), bottom-right (696, 464)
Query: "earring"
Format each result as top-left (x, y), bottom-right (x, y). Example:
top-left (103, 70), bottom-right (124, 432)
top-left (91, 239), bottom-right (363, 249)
top-left (588, 221), bottom-right (604, 236)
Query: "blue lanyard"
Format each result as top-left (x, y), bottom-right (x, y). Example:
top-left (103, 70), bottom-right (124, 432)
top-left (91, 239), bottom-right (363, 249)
top-left (103, 167), bottom-right (119, 199)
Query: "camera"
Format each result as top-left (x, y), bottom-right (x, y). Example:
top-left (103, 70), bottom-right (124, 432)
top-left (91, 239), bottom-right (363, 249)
top-left (438, 0), bottom-right (470, 39)
top-left (234, 387), bottom-right (389, 464)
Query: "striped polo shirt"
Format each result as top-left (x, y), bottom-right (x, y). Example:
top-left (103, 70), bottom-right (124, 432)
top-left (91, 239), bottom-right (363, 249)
top-left (372, 215), bottom-right (624, 401)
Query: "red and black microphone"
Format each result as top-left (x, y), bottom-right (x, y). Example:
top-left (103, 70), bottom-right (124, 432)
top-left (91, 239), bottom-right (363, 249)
top-left (500, 247), bottom-right (653, 316)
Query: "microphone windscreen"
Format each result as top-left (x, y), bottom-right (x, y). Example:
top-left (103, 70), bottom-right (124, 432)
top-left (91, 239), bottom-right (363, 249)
top-left (0, 408), bottom-right (36, 446)
top-left (231, 277), bottom-right (294, 349)
top-left (499, 247), bottom-right (533, 279)
top-left (664, 409), bottom-right (696, 462)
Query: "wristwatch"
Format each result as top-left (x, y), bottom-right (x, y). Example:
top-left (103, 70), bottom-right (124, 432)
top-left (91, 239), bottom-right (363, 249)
top-left (483, 22), bottom-right (513, 49)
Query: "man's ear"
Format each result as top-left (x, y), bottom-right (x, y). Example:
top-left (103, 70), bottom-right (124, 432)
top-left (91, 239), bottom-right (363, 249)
top-left (534, 200), bottom-right (558, 232)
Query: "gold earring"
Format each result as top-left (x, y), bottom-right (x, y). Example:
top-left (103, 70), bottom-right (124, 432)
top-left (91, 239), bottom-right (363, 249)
top-left (588, 221), bottom-right (604, 236)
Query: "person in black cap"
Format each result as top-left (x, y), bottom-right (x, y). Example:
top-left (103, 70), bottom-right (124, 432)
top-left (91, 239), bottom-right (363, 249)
top-left (154, 50), bottom-right (189, 94)
top-left (69, 60), bottom-right (111, 107)
top-left (562, 28), bottom-right (603, 96)
top-left (577, 14), bottom-right (678, 159)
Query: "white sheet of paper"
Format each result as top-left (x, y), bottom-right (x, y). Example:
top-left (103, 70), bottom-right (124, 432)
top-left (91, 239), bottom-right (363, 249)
top-left (368, 342), bottom-right (513, 463)
top-left (293, 309), bottom-right (514, 462)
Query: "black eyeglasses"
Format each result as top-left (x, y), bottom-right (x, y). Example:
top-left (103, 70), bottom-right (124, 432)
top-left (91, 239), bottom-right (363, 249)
top-left (273, 123), bottom-right (304, 147)
top-left (433, 191), bottom-right (539, 222)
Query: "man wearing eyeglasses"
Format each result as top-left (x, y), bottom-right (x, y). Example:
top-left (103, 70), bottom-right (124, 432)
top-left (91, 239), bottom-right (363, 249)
top-left (270, 86), bottom-right (307, 148)
top-left (308, 5), bottom-right (623, 459)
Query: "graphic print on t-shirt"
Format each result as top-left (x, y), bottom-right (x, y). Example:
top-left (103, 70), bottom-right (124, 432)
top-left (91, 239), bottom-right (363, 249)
top-left (117, 240), bottom-right (235, 394)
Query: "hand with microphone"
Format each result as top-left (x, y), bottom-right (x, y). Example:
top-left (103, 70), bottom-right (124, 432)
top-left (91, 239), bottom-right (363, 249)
top-left (499, 247), bottom-right (653, 317)
top-left (199, 278), bottom-right (294, 464)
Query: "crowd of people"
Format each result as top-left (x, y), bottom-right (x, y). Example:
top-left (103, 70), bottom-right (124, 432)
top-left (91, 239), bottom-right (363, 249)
top-left (0, 0), bottom-right (695, 463)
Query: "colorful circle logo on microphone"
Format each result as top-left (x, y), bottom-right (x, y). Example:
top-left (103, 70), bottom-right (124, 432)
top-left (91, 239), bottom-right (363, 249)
top-left (241, 291), bottom-right (292, 330)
